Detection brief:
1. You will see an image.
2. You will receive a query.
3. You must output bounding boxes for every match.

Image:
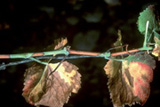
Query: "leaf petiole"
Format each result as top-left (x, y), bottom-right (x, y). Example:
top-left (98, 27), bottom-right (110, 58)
top-left (29, 57), bottom-right (49, 65)
top-left (138, 46), bottom-right (153, 51)
top-left (143, 21), bottom-right (149, 48)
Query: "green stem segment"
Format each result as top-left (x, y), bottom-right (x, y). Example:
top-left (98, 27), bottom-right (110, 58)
top-left (5, 49), bottom-right (69, 59)
top-left (29, 57), bottom-right (48, 65)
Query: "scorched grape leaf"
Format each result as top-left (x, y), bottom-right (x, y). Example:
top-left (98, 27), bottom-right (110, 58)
top-left (22, 61), bottom-right (81, 107)
top-left (22, 63), bottom-right (46, 105)
top-left (152, 36), bottom-right (160, 60)
top-left (104, 54), bottom-right (155, 107)
top-left (54, 38), bottom-right (68, 50)
top-left (45, 38), bottom-right (68, 51)
top-left (114, 30), bottom-right (122, 47)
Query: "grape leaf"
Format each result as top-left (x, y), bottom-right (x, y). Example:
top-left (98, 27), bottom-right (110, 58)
top-left (54, 38), bottom-right (68, 50)
top-left (152, 36), bottom-right (160, 60)
top-left (138, 5), bottom-right (158, 35)
top-left (104, 54), bottom-right (155, 106)
top-left (22, 61), bottom-right (81, 107)
top-left (114, 30), bottom-right (122, 47)
top-left (22, 63), bottom-right (45, 105)
top-left (45, 38), bottom-right (68, 51)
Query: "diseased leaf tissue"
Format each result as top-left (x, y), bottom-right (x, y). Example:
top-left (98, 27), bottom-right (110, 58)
top-left (23, 61), bottom-right (81, 107)
top-left (21, 5), bottom-right (160, 107)
top-left (22, 38), bottom-right (81, 107)
top-left (104, 54), bottom-right (155, 107)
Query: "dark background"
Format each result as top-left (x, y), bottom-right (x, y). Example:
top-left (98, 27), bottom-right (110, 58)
top-left (0, 0), bottom-right (160, 107)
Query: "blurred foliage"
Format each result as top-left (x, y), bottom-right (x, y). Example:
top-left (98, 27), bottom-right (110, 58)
top-left (0, 0), bottom-right (160, 107)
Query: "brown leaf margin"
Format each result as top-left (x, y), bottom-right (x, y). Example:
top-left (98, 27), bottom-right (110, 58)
top-left (22, 61), bottom-right (81, 107)
top-left (104, 54), bottom-right (155, 107)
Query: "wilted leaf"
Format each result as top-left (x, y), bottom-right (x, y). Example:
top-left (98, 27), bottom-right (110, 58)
top-left (114, 30), bottom-right (122, 47)
top-left (138, 5), bottom-right (158, 35)
top-left (22, 61), bottom-right (81, 107)
top-left (44, 38), bottom-right (68, 51)
top-left (152, 36), bottom-right (160, 60)
top-left (112, 29), bottom-right (123, 52)
top-left (54, 38), bottom-right (68, 50)
top-left (104, 54), bottom-right (155, 106)
top-left (22, 63), bottom-right (46, 105)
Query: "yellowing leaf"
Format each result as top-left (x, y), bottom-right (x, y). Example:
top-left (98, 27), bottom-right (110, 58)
top-left (22, 64), bottom-right (46, 105)
top-left (54, 38), bottom-right (68, 50)
top-left (152, 36), bottom-right (160, 60)
top-left (104, 54), bottom-right (155, 106)
top-left (114, 30), bottom-right (122, 47)
top-left (44, 38), bottom-right (68, 52)
top-left (47, 61), bottom-right (81, 93)
top-left (22, 61), bottom-right (81, 107)
top-left (123, 61), bottom-right (153, 105)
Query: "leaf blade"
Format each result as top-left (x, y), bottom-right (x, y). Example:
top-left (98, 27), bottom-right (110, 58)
top-left (22, 61), bottom-right (81, 107)
top-left (138, 5), bottom-right (156, 35)
top-left (104, 54), bottom-right (155, 106)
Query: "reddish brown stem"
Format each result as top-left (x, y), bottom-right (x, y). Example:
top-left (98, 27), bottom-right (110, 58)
top-left (0, 49), bottom-right (141, 59)
top-left (69, 50), bottom-right (100, 56)
top-left (0, 55), bottom-right (10, 59)
top-left (111, 49), bottom-right (139, 57)
top-left (69, 49), bottom-right (140, 57)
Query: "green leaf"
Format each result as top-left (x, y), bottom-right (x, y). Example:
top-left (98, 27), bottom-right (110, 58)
top-left (138, 6), bottom-right (155, 34)
top-left (138, 5), bottom-right (157, 35)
